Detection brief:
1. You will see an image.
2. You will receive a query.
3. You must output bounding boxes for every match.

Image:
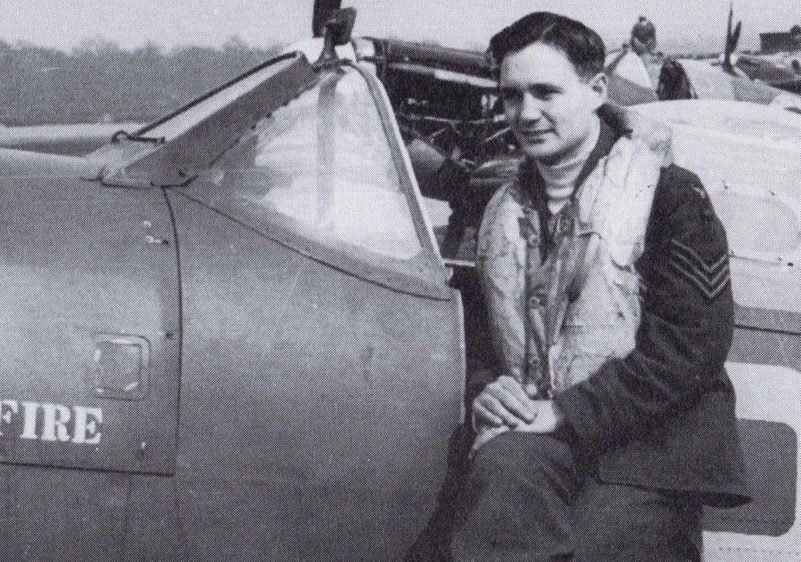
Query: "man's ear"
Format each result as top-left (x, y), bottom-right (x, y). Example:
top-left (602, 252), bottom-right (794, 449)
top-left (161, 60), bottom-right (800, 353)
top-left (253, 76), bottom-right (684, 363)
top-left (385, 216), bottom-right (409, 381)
top-left (587, 72), bottom-right (608, 110)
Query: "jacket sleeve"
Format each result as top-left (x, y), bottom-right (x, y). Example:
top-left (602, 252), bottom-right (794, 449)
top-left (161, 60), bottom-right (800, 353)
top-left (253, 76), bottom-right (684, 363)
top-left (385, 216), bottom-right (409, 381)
top-left (553, 165), bottom-right (734, 454)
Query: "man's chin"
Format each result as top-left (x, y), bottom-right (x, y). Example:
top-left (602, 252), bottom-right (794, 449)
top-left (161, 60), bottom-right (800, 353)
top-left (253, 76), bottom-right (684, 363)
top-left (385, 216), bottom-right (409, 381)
top-left (520, 142), bottom-right (564, 163)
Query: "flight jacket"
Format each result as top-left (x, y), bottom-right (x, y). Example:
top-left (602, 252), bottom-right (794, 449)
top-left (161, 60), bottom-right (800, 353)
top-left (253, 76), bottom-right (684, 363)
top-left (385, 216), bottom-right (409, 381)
top-left (476, 108), bottom-right (750, 507)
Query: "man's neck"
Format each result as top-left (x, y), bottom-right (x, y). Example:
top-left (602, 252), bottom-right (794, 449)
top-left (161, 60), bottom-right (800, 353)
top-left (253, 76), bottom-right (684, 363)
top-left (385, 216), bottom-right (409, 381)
top-left (535, 117), bottom-right (601, 215)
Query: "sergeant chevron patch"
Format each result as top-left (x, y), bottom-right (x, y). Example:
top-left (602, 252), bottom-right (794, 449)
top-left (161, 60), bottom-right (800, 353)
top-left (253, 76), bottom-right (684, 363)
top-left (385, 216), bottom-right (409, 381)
top-left (669, 238), bottom-right (730, 300)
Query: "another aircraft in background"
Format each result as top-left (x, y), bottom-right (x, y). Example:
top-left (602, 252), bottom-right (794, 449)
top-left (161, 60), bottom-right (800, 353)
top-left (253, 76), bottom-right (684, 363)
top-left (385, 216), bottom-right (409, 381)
top-left (658, 6), bottom-right (801, 109)
top-left (726, 16), bottom-right (801, 94)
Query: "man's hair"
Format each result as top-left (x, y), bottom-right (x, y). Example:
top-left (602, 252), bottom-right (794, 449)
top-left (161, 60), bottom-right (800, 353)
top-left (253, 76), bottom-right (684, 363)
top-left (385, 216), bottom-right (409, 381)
top-left (489, 12), bottom-right (605, 80)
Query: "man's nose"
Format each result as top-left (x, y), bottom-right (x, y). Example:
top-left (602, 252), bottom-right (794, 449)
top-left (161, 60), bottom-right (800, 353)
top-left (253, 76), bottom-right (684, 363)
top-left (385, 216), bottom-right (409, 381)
top-left (519, 92), bottom-right (543, 121)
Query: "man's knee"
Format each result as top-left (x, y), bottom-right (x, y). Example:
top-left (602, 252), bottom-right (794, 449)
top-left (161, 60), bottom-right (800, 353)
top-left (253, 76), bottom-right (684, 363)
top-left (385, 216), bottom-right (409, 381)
top-left (469, 432), bottom-right (575, 485)
top-left (452, 433), bottom-right (578, 561)
top-left (454, 432), bottom-right (578, 528)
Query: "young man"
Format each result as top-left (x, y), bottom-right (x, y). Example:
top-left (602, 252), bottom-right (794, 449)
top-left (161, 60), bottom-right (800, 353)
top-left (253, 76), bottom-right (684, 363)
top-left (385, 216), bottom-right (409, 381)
top-left (450, 12), bottom-right (749, 561)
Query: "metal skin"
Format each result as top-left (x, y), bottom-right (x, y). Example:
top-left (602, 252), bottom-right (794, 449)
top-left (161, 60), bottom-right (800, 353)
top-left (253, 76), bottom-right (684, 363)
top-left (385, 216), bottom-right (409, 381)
top-left (166, 189), bottom-right (463, 560)
top-left (0, 175), bottom-right (182, 559)
top-left (734, 55), bottom-right (801, 94)
top-left (0, 179), bottom-right (463, 560)
top-left (0, 50), bottom-right (464, 560)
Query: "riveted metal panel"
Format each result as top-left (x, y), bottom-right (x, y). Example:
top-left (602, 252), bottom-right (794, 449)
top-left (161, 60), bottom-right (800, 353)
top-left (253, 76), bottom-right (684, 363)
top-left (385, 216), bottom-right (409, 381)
top-left (0, 176), bottom-right (180, 474)
top-left (167, 191), bottom-right (464, 561)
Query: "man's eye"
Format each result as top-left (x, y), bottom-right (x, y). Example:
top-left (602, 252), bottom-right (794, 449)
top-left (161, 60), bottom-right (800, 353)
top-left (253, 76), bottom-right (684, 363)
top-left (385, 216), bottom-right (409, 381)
top-left (500, 89), bottom-right (522, 103)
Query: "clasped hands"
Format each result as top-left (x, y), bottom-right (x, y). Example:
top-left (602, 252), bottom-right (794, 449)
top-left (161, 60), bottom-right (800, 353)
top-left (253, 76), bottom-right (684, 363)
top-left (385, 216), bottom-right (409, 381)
top-left (472, 375), bottom-right (565, 433)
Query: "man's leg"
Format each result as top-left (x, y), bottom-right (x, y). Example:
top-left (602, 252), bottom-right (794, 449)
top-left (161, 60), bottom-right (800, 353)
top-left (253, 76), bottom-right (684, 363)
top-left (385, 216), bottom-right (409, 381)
top-left (572, 478), bottom-right (702, 562)
top-left (450, 432), bottom-right (578, 562)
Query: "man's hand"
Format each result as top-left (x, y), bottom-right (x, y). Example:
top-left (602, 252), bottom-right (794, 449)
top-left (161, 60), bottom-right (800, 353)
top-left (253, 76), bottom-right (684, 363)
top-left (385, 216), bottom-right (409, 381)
top-left (516, 401), bottom-right (566, 434)
top-left (472, 375), bottom-right (537, 428)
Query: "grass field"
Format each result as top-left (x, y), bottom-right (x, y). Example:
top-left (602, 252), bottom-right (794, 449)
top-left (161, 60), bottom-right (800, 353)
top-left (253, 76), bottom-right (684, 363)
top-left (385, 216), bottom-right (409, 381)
top-left (0, 38), bottom-right (280, 126)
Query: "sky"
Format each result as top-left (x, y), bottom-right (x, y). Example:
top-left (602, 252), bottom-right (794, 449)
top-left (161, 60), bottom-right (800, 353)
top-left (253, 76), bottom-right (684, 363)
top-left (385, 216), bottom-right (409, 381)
top-left (1, 1), bottom-right (799, 54)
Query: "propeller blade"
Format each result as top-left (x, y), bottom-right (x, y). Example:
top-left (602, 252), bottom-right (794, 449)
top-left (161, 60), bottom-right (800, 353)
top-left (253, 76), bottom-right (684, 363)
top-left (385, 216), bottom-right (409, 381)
top-left (726, 2), bottom-right (733, 44)
top-left (732, 21), bottom-right (742, 52)
top-left (723, 2), bottom-right (738, 74)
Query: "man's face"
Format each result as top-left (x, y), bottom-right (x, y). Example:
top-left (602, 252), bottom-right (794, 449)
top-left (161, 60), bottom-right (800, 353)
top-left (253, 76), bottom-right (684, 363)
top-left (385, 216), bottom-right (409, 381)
top-left (499, 42), bottom-right (607, 164)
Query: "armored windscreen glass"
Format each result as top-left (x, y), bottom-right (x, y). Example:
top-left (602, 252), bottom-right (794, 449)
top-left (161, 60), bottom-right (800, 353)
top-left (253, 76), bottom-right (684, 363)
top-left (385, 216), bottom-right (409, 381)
top-left (207, 65), bottom-right (422, 260)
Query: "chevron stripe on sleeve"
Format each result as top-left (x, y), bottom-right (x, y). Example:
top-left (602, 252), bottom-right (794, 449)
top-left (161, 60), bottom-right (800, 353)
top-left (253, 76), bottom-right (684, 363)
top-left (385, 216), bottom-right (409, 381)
top-left (668, 238), bottom-right (731, 300)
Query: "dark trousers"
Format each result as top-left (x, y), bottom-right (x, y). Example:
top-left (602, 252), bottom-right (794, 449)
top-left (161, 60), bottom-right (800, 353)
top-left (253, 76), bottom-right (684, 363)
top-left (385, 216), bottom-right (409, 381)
top-left (410, 430), bottom-right (701, 562)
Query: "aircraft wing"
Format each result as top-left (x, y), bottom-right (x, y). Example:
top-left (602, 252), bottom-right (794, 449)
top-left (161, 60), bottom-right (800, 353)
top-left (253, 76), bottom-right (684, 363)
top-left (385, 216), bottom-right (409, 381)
top-left (636, 99), bottom-right (801, 559)
top-left (663, 58), bottom-right (801, 112)
top-left (0, 122), bottom-right (143, 156)
top-left (0, 146), bottom-right (100, 177)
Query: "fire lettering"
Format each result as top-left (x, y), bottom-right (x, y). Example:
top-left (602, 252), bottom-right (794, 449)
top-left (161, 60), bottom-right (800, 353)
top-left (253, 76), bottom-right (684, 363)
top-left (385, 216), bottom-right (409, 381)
top-left (6, 401), bottom-right (102, 444)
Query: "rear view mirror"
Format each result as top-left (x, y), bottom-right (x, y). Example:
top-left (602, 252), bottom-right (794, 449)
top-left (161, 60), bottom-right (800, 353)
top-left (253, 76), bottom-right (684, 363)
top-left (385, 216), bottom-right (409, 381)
top-left (313, 0), bottom-right (343, 38)
top-left (316, 7), bottom-right (357, 65)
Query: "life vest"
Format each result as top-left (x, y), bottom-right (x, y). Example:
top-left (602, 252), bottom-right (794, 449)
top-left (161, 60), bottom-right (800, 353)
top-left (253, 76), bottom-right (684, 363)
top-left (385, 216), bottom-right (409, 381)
top-left (477, 121), bottom-right (671, 397)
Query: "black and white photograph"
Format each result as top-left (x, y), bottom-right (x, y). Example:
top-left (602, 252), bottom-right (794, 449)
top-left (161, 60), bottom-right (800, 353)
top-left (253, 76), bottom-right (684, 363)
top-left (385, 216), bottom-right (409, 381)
top-left (0, 1), bottom-right (799, 560)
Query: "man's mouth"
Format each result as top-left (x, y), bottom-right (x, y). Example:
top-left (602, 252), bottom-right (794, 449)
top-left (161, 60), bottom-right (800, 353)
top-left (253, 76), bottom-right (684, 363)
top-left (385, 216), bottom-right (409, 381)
top-left (519, 128), bottom-right (555, 142)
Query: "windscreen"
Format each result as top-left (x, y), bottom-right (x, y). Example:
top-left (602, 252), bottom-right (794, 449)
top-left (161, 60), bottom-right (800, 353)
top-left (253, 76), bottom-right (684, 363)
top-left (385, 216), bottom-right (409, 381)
top-left (208, 65), bottom-right (421, 260)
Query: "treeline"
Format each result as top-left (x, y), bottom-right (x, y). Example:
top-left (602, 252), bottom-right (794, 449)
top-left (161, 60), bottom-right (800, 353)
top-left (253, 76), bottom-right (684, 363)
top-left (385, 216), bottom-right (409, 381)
top-left (0, 36), bottom-right (281, 126)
